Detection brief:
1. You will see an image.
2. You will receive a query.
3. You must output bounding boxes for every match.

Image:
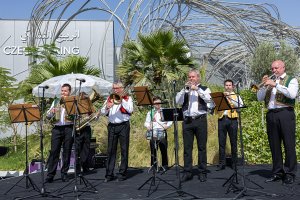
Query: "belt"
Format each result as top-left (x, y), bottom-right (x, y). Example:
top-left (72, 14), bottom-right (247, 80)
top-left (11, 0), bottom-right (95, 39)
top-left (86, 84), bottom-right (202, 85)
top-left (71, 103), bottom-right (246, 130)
top-left (53, 124), bottom-right (73, 129)
top-left (185, 114), bottom-right (206, 120)
top-left (268, 107), bottom-right (294, 113)
top-left (219, 115), bottom-right (237, 121)
top-left (109, 121), bottom-right (129, 126)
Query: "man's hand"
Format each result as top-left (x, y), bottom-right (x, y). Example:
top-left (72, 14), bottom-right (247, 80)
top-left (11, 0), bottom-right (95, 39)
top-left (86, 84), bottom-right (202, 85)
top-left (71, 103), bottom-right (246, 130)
top-left (106, 100), bottom-right (114, 109)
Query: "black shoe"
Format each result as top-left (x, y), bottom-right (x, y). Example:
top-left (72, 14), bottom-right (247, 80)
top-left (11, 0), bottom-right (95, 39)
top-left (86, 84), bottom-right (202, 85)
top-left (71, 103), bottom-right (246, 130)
top-left (181, 173), bottom-right (192, 182)
top-left (199, 173), bottom-right (207, 182)
top-left (265, 175), bottom-right (282, 183)
top-left (82, 168), bottom-right (90, 173)
top-left (216, 165), bottom-right (225, 171)
top-left (45, 177), bottom-right (53, 183)
top-left (117, 176), bottom-right (126, 182)
top-left (117, 173), bottom-right (127, 182)
top-left (283, 174), bottom-right (295, 185)
top-left (104, 176), bottom-right (114, 183)
top-left (61, 173), bottom-right (69, 182)
top-left (82, 168), bottom-right (94, 175)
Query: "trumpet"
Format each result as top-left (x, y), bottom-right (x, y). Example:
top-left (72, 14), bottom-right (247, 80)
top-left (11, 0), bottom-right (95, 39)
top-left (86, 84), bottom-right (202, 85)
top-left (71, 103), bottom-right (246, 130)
top-left (184, 81), bottom-right (193, 91)
top-left (251, 74), bottom-right (276, 92)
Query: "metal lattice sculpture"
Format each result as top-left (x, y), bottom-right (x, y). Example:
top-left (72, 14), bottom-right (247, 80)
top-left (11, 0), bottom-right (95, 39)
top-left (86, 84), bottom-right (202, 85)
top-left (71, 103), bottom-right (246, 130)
top-left (28, 0), bottom-right (300, 86)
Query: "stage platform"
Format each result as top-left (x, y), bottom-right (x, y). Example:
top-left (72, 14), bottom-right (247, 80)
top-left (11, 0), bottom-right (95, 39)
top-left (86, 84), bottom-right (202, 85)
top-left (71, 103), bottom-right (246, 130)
top-left (0, 164), bottom-right (299, 200)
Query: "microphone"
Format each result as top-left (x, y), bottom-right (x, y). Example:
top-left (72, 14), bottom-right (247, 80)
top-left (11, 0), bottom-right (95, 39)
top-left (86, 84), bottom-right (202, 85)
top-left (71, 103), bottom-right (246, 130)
top-left (38, 85), bottom-right (49, 89)
top-left (76, 78), bottom-right (86, 82)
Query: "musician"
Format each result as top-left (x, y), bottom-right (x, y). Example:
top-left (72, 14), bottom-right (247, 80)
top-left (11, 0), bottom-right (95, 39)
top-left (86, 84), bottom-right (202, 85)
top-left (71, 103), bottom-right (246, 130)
top-left (144, 96), bottom-right (172, 171)
top-left (216, 79), bottom-right (243, 171)
top-left (257, 60), bottom-right (298, 184)
top-left (75, 92), bottom-right (92, 174)
top-left (46, 83), bottom-right (74, 183)
top-left (176, 69), bottom-right (213, 182)
top-left (100, 81), bottom-right (133, 182)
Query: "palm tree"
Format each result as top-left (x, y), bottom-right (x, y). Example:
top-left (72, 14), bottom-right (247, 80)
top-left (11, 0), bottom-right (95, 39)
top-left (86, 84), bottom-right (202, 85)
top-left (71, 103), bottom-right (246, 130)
top-left (117, 30), bottom-right (193, 104)
top-left (27, 55), bottom-right (100, 85)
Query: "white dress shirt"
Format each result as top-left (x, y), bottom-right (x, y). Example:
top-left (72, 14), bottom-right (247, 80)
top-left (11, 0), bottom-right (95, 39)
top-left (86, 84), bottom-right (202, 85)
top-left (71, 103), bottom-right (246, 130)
top-left (100, 96), bottom-right (134, 123)
top-left (176, 86), bottom-right (213, 116)
top-left (144, 109), bottom-right (173, 131)
top-left (257, 73), bottom-right (298, 109)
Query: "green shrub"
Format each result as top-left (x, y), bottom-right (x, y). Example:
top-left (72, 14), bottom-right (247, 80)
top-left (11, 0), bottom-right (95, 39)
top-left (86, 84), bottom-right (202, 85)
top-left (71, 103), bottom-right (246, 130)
top-left (1, 90), bottom-right (300, 170)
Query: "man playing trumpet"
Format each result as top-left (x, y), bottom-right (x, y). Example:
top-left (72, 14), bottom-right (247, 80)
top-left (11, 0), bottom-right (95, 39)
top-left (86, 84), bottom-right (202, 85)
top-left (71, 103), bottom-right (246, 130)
top-left (100, 81), bottom-right (133, 182)
top-left (176, 69), bottom-right (213, 182)
top-left (257, 60), bottom-right (298, 184)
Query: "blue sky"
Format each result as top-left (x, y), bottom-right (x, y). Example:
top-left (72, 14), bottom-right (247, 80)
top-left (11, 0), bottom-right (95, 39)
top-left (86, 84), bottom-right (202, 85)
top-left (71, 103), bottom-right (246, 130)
top-left (0, 0), bottom-right (299, 27)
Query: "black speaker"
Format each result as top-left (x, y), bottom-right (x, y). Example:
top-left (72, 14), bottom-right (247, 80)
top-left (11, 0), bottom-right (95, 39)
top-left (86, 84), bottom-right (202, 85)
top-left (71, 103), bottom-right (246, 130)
top-left (93, 154), bottom-right (108, 168)
top-left (226, 156), bottom-right (243, 167)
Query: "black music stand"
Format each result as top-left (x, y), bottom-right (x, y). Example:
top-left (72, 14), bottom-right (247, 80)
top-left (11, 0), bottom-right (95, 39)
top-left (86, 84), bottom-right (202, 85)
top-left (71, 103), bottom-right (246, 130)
top-left (5, 104), bottom-right (40, 195)
top-left (211, 92), bottom-right (276, 199)
top-left (211, 92), bottom-right (241, 191)
top-left (155, 81), bottom-right (199, 199)
top-left (134, 86), bottom-right (177, 197)
top-left (55, 95), bottom-right (97, 198)
top-left (15, 90), bottom-right (62, 200)
top-left (160, 107), bottom-right (184, 174)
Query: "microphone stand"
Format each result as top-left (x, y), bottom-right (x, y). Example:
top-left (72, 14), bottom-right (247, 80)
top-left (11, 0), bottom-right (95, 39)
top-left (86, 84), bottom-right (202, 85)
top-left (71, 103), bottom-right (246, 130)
top-left (155, 80), bottom-right (199, 199)
top-left (228, 81), bottom-right (277, 199)
top-left (13, 87), bottom-right (61, 200)
top-left (138, 93), bottom-right (177, 197)
top-left (56, 80), bottom-right (97, 199)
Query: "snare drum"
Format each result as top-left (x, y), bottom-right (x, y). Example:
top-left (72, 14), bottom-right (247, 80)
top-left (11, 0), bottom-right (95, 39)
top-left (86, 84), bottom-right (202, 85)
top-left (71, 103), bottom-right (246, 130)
top-left (146, 129), bottom-right (165, 140)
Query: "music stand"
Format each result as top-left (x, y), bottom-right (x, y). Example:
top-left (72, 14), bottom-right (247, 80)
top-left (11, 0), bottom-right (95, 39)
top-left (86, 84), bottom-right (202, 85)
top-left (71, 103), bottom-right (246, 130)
top-left (211, 92), bottom-right (276, 199)
top-left (160, 108), bottom-right (184, 174)
top-left (134, 86), bottom-right (177, 197)
top-left (155, 81), bottom-right (199, 200)
top-left (133, 86), bottom-right (154, 106)
top-left (211, 92), bottom-right (240, 191)
top-left (4, 104), bottom-right (40, 195)
top-left (55, 95), bottom-right (97, 197)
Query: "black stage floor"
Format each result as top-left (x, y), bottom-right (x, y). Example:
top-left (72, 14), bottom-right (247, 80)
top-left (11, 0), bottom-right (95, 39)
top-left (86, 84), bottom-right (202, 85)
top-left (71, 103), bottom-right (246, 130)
top-left (1, 164), bottom-right (300, 200)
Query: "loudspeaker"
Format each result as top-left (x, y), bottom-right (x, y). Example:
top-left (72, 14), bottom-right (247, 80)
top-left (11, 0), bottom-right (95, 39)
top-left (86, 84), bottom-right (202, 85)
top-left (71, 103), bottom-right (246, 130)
top-left (93, 154), bottom-right (108, 168)
top-left (226, 156), bottom-right (243, 167)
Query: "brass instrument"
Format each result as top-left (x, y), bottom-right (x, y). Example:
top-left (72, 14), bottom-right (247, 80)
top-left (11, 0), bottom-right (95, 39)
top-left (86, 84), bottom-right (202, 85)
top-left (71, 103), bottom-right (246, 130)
top-left (109, 87), bottom-right (129, 105)
top-left (109, 93), bottom-right (122, 104)
top-left (251, 74), bottom-right (276, 92)
top-left (89, 89), bottom-right (101, 103)
top-left (184, 81), bottom-right (192, 91)
top-left (76, 112), bottom-right (99, 132)
top-left (75, 90), bottom-right (101, 131)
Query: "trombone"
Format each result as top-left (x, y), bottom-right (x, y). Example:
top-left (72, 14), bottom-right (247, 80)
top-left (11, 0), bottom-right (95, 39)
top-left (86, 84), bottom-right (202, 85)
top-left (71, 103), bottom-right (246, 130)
top-left (108, 86), bottom-right (130, 105)
top-left (251, 74), bottom-right (276, 92)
